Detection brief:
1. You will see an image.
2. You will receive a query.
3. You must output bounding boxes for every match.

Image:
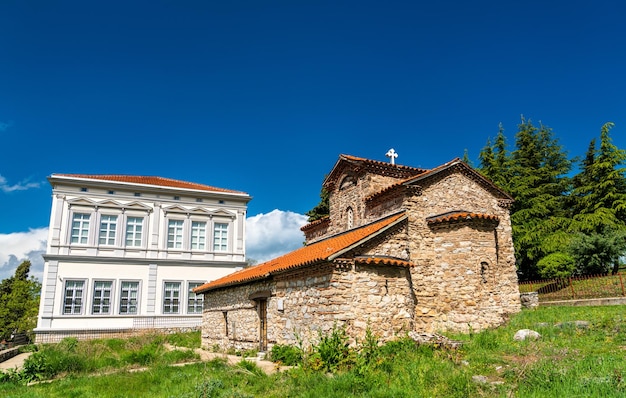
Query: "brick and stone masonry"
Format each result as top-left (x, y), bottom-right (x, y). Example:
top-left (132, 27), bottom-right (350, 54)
top-left (197, 155), bottom-right (521, 352)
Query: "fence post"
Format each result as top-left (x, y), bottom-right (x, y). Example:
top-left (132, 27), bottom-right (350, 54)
top-left (569, 277), bottom-right (575, 299)
top-left (620, 274), bottom-right (625, 297)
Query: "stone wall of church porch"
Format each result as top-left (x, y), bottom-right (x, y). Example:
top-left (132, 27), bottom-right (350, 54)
top-left (200, 281), bottom-right (273, 352)
top-left (201, 261), bottom-right (416, 351)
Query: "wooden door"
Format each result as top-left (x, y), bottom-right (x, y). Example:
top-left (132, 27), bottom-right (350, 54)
top-left (258, 299), bottom-right (267, 352)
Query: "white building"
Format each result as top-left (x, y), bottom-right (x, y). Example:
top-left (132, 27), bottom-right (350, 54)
top-left (35, 174), bottom-right (251, 342)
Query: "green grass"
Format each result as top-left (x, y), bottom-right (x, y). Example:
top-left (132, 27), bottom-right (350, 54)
top-left (2, 307), bottom-right (626, 397)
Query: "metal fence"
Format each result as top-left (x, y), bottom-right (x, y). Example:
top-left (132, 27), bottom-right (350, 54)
top-left (519, 273), bottom-right (626, 302)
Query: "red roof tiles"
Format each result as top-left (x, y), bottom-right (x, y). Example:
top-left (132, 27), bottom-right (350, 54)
top-left (52, 174), bottom-right (247, 195)
top-left (426, 211), bottom-right (499, 225)
top-left (195, 212), bottom-right (407, 293)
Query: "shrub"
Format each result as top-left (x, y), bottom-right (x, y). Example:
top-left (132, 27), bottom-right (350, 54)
top-left (270, 344), bottom-right (303, 366)
top-left (537, 252), bottom-right (575, 279)
top-left (309, 324), bottom-right (355, 372)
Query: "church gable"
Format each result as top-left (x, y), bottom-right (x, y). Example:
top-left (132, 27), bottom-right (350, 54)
top-left (403, 159), bottom-right (512, 202)
top-left (321, 155), bottom-right (423, 237)
top-left (323, 154), bottom-right (426, 192)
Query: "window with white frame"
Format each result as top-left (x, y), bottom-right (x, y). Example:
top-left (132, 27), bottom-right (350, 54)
top-left (63, 280), bottom-right (85, 314)
top-left (99, 215), bottom-right (117, 245)
top-left (119, 281), bottom-right (139, 314)
top-left (213, 222), bottom-right (228, 251)
top-left (125, 217), bottom-right (143, 247)
top-left (92, 280), bottom-right (113, 314)
top-left (167, 220), bottom-right (184, 249)
top-left (191, 221), bottom-right (206, 250)
top-left (71, 213), bottom-right (90, 244)
top-left (187, 282), bottom-right (204, 314)
top-left (163, 282), bottom-right (181, 314)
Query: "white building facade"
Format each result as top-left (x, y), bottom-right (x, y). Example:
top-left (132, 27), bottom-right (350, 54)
top-left (35, 174), bottom-right (251, 342)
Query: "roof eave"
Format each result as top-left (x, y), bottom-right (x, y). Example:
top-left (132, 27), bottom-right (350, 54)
top-left (49, 174), bottom-right (251, 201)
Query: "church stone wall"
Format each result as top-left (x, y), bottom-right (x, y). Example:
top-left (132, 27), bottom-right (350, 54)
top-left (326, 173), bottom-right (405, 238)
top-left (404, 172), bottom-right (520, 332)
top-left (201, 260), bottom-right (416, 352)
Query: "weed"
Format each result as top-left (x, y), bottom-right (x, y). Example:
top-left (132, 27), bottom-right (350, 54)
top-left (308, 323), bottom-right (355, 372)
top-left (195, 378), bottom-right (224, 398)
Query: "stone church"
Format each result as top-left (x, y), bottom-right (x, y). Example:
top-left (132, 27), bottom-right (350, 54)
top-left (195, 153), bottom-right (521, 352)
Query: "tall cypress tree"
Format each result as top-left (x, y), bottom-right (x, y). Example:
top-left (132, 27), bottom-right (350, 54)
top-left (507, 118), bottom-right (572, 280)
top-left (570, 123), bottom-right (626, 232)
top-left (569, 122), bottom-right (626, 274)
top-left (478, 124), bottom-right (511, 190)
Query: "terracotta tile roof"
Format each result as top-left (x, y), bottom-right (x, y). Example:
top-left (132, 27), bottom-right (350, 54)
top-left (52, 174), bottom-right (248, 195)
top-left (340, 154), bottom-right (428, 174)
top-left (195, 212), bottom-right (407, 293)
top-left (426, 210), bottom-right (499, 225)
top-left (353, 256), bottom-right (415, 268)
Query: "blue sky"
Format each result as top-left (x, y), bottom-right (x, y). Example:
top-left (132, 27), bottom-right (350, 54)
top-left (1, 1), bottom-right (626, 280)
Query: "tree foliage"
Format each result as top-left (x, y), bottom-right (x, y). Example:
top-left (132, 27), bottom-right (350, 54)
top-left (536, 252), bottom-right (575, 279)
top-left (480, 117), bottom-right (573, 279)
top-left (569, 230), bottom-right (626, 275)
top-left (306, 187), bottom-right (330, 222)
top-left (0, 260), bottom-right (41, 341)
top-left (478, 119), bottom-right (626, 280)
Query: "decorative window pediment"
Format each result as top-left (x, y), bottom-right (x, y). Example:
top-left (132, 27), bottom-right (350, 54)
top-left (94, 200), bottom-right (152, 212)
top-left (210, 209), bottom-right (236, 219)
top-left (163, 205), bottom-right (189, 215)
top-left (188, 207), bottom-right (213, 216)
top-left (68, 197), bottom-right (98, 208)
top-left (123, 201), bottom-right (153, 211)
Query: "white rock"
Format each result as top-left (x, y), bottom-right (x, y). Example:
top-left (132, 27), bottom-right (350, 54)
top-left (514, 329), bottom-right (541, 341)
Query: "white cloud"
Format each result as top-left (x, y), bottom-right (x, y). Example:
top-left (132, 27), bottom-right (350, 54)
top-left (0, 228), bottom-right (48, 282)
top-left (0, 175), bottom-right (42, 193)
top-left (246, 209), bottom-right (308, 264)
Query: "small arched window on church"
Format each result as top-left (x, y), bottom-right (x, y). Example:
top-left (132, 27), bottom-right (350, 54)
top-left (347, 207), bottom-right (354, 229)
top-left (480, 262), bottom-right (489, 283)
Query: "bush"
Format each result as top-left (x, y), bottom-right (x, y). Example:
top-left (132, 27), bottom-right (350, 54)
top-left (537, 252), bottom-right (575, 279)
top-left (270, 344), bottom-right (303, 366)
top-left (309, 324), bottom-right (355, 372)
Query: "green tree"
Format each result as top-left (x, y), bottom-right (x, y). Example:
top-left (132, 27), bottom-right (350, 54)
top-left (462, 148), bottom-right (473, 167)
top-left (478, 123), bottom-right (511, 189)
top-left (0, 260), bottom-right (41, 341)
top-left (570, 122), bottom-right (626, 233)
top-left (306, 187), bottom-right (330, 222)
top-left (569, 230), bottom-right (626, 275)
top-left (506, 118), bottom-right (573, 280)
top-left (536, 252), bottom-right (576, 279)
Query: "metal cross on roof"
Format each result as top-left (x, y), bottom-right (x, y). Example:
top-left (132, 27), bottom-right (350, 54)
top-left (385, 148), bottom-right (398, 165)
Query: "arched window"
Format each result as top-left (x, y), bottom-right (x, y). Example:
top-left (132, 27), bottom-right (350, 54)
top-left (347, 207), bottom-right (354, 229)
top-left (480, 262), bottom-right (489, 283)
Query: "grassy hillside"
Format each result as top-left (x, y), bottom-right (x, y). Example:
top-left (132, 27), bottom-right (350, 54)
top-left (2, 305), bottom-right (626, 397)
